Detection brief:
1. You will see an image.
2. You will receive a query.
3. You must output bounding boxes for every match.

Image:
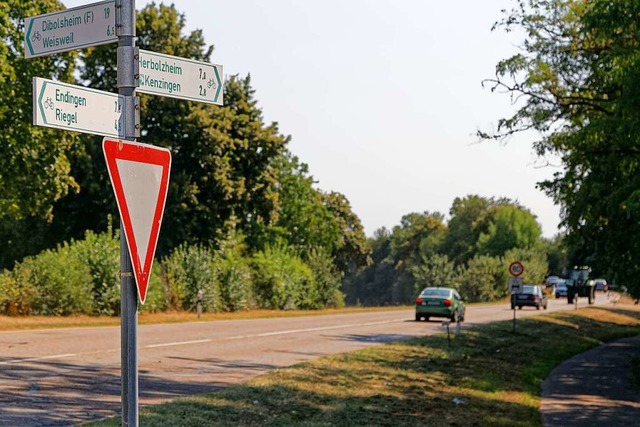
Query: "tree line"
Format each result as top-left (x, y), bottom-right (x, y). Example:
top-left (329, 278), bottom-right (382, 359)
top-left (0, 195), bottom-right (563, 316)
top-left (343, 195), bottom-right (561, 306)
top-left (0, 221), bottom-right (346, 315)
top-left (2, 0), bottom-right (630, 316)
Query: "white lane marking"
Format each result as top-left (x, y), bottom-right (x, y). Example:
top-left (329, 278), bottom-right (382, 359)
top-left (0, 353), bottom-right (76, 366)
top-left (2, 318), bottom-right (406, 364)
top-left (141, 319), bottom-right (404, 348)
top-left (226, 319), bottom-right (403, 340)
top-left (144, 338), bottom-right (212, 349)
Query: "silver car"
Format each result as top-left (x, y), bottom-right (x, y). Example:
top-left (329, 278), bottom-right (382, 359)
top-left (594, 278), bottom-right (608, 292)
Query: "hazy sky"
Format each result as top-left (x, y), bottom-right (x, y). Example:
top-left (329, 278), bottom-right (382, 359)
top-left (64, 0), bottom-right (563, 237)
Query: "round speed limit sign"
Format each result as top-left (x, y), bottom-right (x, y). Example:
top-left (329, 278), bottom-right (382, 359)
top-left (508, 261), bottom-right (524, 277)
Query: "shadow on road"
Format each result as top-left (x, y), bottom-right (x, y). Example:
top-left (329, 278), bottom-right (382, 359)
top-left (332, 333), bottom-right (416, 344)
top-left (0, 356), bottom-right (278, 427)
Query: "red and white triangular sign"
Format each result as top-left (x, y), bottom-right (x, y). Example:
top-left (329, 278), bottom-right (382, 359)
top-left (103, 138), bottom-right (171, 304)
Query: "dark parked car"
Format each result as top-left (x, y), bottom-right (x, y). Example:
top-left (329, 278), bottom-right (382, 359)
top-left (415, 287), bottom-right (465, 322)
top-left (512, 285), bottom-right (548, 310)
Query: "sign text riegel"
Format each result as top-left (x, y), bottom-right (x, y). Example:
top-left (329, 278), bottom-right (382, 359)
top-left (33, 77), bottom-right (125, 138)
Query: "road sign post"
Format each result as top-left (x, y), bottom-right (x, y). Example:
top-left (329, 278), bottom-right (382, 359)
top-left (508, 261), bottom-right (525, 333)
top-left (26, 0), bottom-right (222, 424)
top-left (116, 1), bottom-right (139, 425)
top-left (33, 77), bottom-right (125, 137)
top-left (137, 49), bottom-right (223, 105)
top-left (24, 0), bottom-right (117, 58)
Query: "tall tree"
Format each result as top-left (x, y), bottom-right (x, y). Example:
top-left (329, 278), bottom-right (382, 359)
top-left (483, 0), bottom-right (640, 297)
top-left (475, 204), bottom-right (542, 257)
top-left (272, 153), bottom-right (370, 275)
top-left (271, 154), bottom-right (340, 252)
top-left (390, 211), bottom-right (447, 265)
top-left (0, 0), bottom-right (81, 267)
top-left (541, 233), bottom-right (569, 276)
top-left (342, 228), bottom-right (395, 306)
top-left (443, 195), bottom-right (493, 265)
top-left (50, 3), bottom-right (289, 255)
top-left (443, 195), bottom-right (519, 265)
top-left (321, 191), bottom-right (371, 274)
top-left (389, 211), bottom-right (448, 303)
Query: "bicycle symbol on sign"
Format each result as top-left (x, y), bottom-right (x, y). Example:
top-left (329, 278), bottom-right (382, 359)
top-left (44, 97), bottom-right (54, 110)
top-left (31, 30), bottom-right (42, 42)
top-left (207, 78), bottom-right (216, 90)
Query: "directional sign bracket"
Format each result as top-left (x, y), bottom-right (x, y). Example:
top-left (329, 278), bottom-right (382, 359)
top-left (115, 43), bottom-right (140, 139)
top-left (132, 96), bottom-right (140, 138)
top-left (117, 45), bottom-right (139, 87)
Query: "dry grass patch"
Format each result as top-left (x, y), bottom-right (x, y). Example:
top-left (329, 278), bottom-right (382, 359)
top-left (0, 306), bottom-right (411, 332)
top-left (0, 314), bottom-right (120, 331)
top-left (577, 306), bottom-right (640, 325)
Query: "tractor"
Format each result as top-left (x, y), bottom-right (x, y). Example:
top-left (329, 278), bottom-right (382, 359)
top-left (566, 266), bottom-right (596, 305)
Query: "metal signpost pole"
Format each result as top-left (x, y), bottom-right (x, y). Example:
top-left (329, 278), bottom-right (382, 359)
top-left (117, 0), bottom-right (139, 425)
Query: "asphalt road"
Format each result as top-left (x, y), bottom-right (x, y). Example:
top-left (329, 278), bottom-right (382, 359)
top-left (0, 295), bottom-right (610, 426)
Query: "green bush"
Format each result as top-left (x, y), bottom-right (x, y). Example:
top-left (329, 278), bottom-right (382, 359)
top-left (0, 224), bottom-right (170, 316)
top-left (251, 245), bottom-right (317, 310)
top-left (210, 224), bottom-right (253, 312)
top-left (161, 243), bottom-right (220, 312)
top-left (457, 255), bottom-right (503, 302)
top-left (159, 242), bottom-right (255, 313)
top-left (214, 252), bottom-right (253, 311)
top-left (15, 246), bottom-right (94, 316)
top-left (305, 247), bottom-right (344, 308)
top-left (410, 253), bottom-right (457, 297)
top-left (140, 262), bottom-right (169, 313)
top-left (0, 270), bottom-right (36, 315)
top-left (68, 229), bottom-right (120, 315)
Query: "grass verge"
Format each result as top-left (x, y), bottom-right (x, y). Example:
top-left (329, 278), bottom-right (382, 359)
top-left (86, 305), bottom-right (640, 427)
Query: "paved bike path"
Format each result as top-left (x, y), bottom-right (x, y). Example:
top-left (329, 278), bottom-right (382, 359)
top-left (541, 334), bottom-right (640, 426)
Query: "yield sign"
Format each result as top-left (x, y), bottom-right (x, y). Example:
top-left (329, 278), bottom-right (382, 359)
top-left (103, 138), bottom-right (171, 304)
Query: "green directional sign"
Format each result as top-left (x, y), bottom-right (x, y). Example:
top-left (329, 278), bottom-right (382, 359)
top-left (137, 49), bottom-right (224, 105)
top-left (33, 77), bottom-right (125, 138)
top-left (24, 0), bottom-right (117, 59)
